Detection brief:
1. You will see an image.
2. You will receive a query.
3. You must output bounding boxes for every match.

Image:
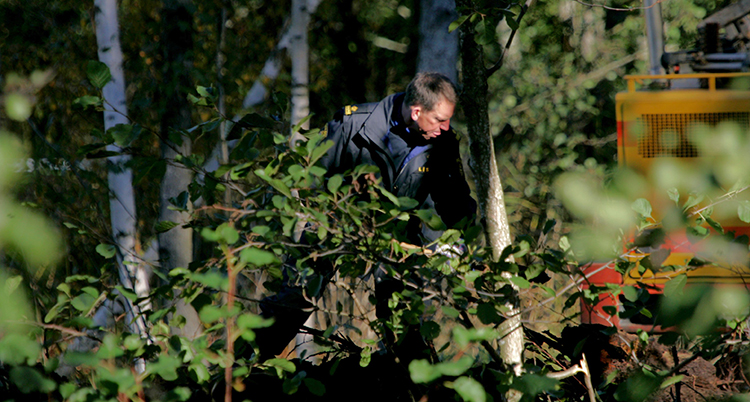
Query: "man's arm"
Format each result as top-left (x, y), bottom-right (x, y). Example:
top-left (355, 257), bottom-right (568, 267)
top-left (318, 109), bottom-right (348, 174)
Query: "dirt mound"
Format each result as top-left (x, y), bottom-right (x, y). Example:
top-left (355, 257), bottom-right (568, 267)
top-left (559, 324), bottom-right (746, 401)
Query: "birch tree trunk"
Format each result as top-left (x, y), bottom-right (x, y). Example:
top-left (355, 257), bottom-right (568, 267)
top-left (289, 0), bottom-right (310, 145)
top-left (417, 0), bottom-right (459, 83)
top-left (456, 2), bottom-right (523, 398)
top-left (202, 0), bottom-right (321, 175)
top-left (94, 0), bottom-right (150, 338)
top-left (241, 0), bottom-right (321, 111)
top-left (158, 0), bottom-right (201, 339)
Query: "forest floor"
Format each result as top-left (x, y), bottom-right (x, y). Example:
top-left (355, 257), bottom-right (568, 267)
top-left (559, 324), bottom-right (749, 402)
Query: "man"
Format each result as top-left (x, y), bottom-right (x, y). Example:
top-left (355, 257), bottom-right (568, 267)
top-left (320, 72), bottom-right (476, 246)
top-left (254, 73), bottom-right (476, 358)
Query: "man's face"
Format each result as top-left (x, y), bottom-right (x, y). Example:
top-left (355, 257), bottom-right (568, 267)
top-left (409, 98), bottom-right (454, 140)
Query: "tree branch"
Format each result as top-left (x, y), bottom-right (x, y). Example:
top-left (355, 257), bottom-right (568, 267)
top-left (486, 0), bottom-right (534, 78)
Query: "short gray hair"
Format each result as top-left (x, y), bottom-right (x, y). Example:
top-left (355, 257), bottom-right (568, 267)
top-left (404, 72), bottom-right (457, 111)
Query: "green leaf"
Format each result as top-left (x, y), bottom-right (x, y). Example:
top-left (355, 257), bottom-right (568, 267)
top-left (149, 354), bottom-right (181, 381)
top-left (237, 313), bottom-right (274, 329)
top-left (436, 356), bottom-right (474, 377)
top-left (452, 376), bottom-right (486, 402)
top-left (705, 216), bottom-right (723, 234)
top-left (218, 223), bottom-right (239, 244)
top-left (114, 285), bottom-right (138, 302)
top-left (0, 334), bottom-right (41, 365)
top-left (71, 292), bottom-right (97, 312)
top-left (96, 243), bottom-right (116, 259)
top-left (622, 285), bottom-right (638, 302)
top-left (190, 363), bottom-right (211, 384)
top-left (10, 366), bottom-right (56, 394)
top-left (409, 359), bottom-right (441, 383)
top-left (448, 14), bottom-right (470, 32)
top-left (667, 188), bottom-right (680, 204)
top-left (416, 209), bottom-right (446, 230)
top-left (420, 320), bottom-right (441, 340)
top-left (265, 358), bottom-right (296, 378)
top-left (510, 275), bottom-right (531, 289)
top-left (155, 221), bottom-right (180, 234)
top-left (739, 201), bottom-right (750, 223)
top-left (107, 123), bottom-right (141, 147)
top-left (474, 18), bottom-right (497, 46)
top-left (359, 346), bottom-right (372, 367)
top-left (512, 373), bottom-right (559, 398)
top-left (44, 300), bottom-right (66, 323)
top-left (660, 374), bottom-right (684, 389)
top-left (442, 305), bottom-right (460, 318)
top-left (240, 247), bottom-right (280, 266)
top-left (191, 272), bottom-right (228, 291)
top-left (169, 191), bottom-right (190, 211)
top-left (477, 303), bottom-right (502, 325)
top-left (292, 114), bottom-right (313, 137)
top-left (254, 169), bottom-right (293, 198)
top-left (196, 86), bottom-right (214, 98)
top-left (504, 10), bottom-right (519, 30)
top-left (327, 174), bottom-right (343, 193)
top-left (684, 193), bottom-right (704, 211)
top-left (86, 60), bottom-right (112, 89)
top-left (199, 305), bottom-right (230, 324)
top-left (663, 274), bottom-right (687, 298)
top-left (397, 197), bottom-right (419, 210)
top-left (632, 198), bottom-right (653, 218)
top-left (4, 275), bottom-right (22, 295)
top-left (5, 93), bottom-right (32, 121)
top-left (95, 333), bottom-right (124, 359)
top-left (187, 93), bottom-right (208, 106)
top-left (303, 378), bottom-right (326, 396)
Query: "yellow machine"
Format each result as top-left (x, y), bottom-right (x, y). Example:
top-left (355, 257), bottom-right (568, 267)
top-left (616, 72), bottom-right (750, 288)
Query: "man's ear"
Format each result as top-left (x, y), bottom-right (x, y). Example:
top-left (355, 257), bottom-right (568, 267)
top-left (410, 105), bottom-right (421, 122)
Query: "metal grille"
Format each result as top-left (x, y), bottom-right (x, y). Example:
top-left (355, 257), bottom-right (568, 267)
top-left (636, 112), bottom-right (750, 158)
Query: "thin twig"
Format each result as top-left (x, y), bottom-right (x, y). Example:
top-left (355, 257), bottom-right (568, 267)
top-left (572, 0), bottom-right (668, 12)
top-left (486, 0), bottom-right (533, 77)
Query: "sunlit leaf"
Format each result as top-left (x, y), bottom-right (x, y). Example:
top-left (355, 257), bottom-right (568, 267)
top-left (452, 376), bottom-right (486, 402)
top-left (96, 243), bottom-right (116, 259)
top-left (632, 198), bottom-right (653, 218)
top-left (155, 221), bottom-right (180, 234)
top-left (5, 93), bottom-right (32, 121)
top-left (240, 247), bottom-right (280, 266)
top-left (448, 14), bottom-right (470, 32)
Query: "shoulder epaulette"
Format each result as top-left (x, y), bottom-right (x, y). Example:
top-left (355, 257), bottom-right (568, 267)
top-left (343, 105), bottom-right (357, 115)
top-left (343, 102), bottom-right (378, 116)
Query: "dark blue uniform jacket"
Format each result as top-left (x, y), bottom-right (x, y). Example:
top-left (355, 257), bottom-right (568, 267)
top-left (320, 93), bottom-right (476, 244)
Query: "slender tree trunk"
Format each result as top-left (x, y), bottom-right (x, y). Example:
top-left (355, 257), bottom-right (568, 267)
top-left (202, 0), bottom-right (321, 175)
top-left (158, 0), bottom-right (201, 339)
top-left (94, 0), bottom-right (150, 340)
top-left (417, 0), bottom-right (459, 83)
top-left (456, 2), bottom-right (523, 398)
top-left (289, 0), bottom-right (310, 145)
top-left (241, 0), bottom-right (321, 111)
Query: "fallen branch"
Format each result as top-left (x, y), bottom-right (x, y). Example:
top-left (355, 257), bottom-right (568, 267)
top-left (547, 354), bottom-right (597, 402)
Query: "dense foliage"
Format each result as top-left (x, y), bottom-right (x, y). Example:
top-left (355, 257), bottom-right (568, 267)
top-left (3, 0), bottom-right (750, 401)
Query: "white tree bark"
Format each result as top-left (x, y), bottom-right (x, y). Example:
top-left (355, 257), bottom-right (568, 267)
top-left (240, 0), bottom-right (321, 111)
top-left (203, 0), bottom-right (321, 174)
top-left (289, 0), bottom-right (310, 145)
top-left (417, 0), bottom-right (459, 83)
top-left (94, 0), bottom-right (150, 338)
